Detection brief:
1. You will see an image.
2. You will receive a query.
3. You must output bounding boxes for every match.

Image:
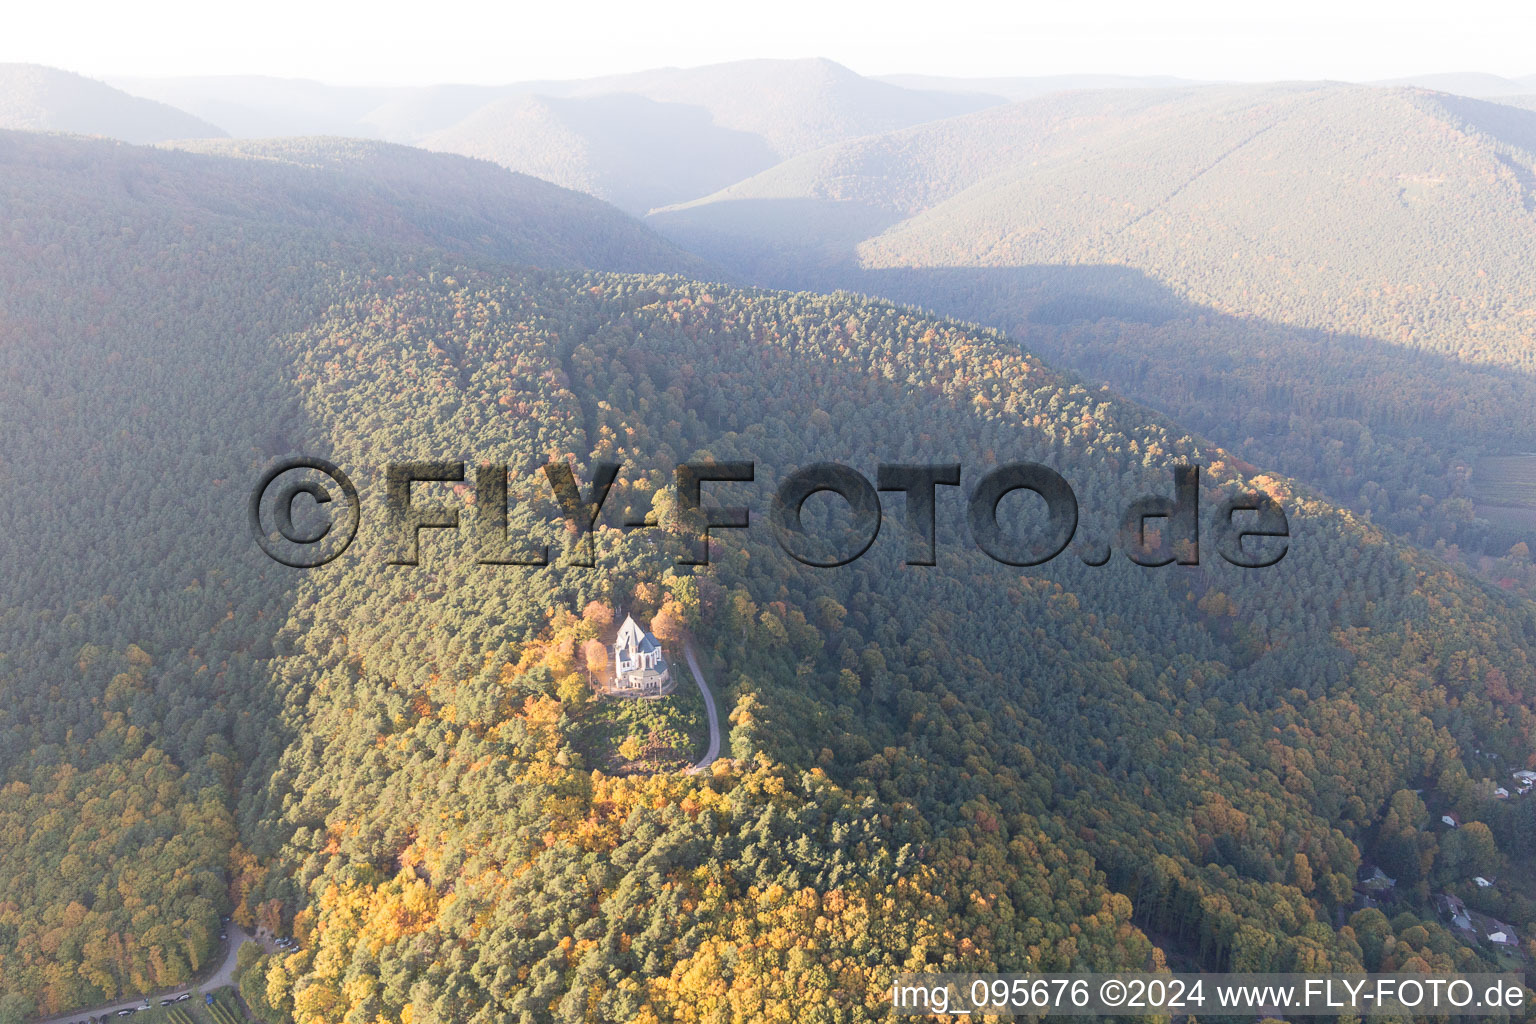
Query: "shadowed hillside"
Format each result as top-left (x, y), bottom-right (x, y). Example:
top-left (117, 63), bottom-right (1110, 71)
top-left (647, 82), bottom-right (1536, 563)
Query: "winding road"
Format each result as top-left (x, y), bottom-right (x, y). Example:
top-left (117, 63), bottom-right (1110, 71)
top-left (684, 644), bottom-right (721, 774)
top-left (33, 925), bottom-right (252, 1024)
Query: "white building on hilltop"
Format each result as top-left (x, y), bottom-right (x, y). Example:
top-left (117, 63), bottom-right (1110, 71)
top-left (612, 614), bottom-right (672, 697)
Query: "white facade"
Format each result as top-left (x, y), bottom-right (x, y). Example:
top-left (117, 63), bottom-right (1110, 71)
top-left (612, 614), bottom-right (671, 696)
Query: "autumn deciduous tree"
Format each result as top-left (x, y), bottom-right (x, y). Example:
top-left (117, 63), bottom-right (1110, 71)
top-left (583, 637), bottom-right (609, 679)
top-left (651, 601), bottom-right (687, 645)
top-left (583, 601), bottom-right (614, 631)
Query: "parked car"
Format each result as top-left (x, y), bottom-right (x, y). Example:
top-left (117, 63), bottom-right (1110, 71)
top-left (174, 993), bottom-right (192, 1002)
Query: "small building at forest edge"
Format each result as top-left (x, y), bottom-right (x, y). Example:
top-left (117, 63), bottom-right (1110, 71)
top-left (612, 614), bottom-right (672, 697)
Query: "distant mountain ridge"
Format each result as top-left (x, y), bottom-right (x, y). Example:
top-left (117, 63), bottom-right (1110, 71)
top-left (1372, 71), bottom-right (1536, 96)
top-left (93, 61), bottom-right (1536, 222)
top-left (112, 58), bottom-right (1001, 213)
top-left (0, 63), bottom-right (225, 143)
top-left (876, 71), bottom-right (1206, 100)
top-left (106, 73), bottom-right (402, 138)
top-left (417, 91), bottom-right (780, 214)
top-left (114, 58), bottom-right (997, 144)
top-left (534, 59), bottom-right (995, 157)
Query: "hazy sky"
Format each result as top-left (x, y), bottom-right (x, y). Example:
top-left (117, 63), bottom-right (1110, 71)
top-left (6, 0), bottom-right (1534, 85)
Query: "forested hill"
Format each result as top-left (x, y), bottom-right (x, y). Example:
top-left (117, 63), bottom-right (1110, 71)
top-left (651, 82), bottom-right (1536, 371)
top-left (232, 271), bottom-right (1536, 1023)
top-left (162, 135), bottom-right (711, 275)
top-left (2, 128), bottom-right (1535, 1020)
top-left (647, 82), bottom-right (1536, 569)
top-left (0, 64), bottom-right (226, 143)
top-left (0, 130), bottom-right (692, 1020)
top-left (0, 131), bottom-right (705, 276)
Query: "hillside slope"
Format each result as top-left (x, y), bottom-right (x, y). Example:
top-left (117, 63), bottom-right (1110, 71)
top-left (0, 129), bottom-right (706, 1018)
top-left (653, 82), bottom-right (1536, 367)
top-left (168, 135), bottom-right (710, 273)
top-left (0, 63), bottom-right (225, 142)
top-left (649, 82), bottom-right (1536, 559)
top-left (2, 128), bottom-right (1536, 1019)
top-left (193, 267), bottom-right (1536, 1021)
